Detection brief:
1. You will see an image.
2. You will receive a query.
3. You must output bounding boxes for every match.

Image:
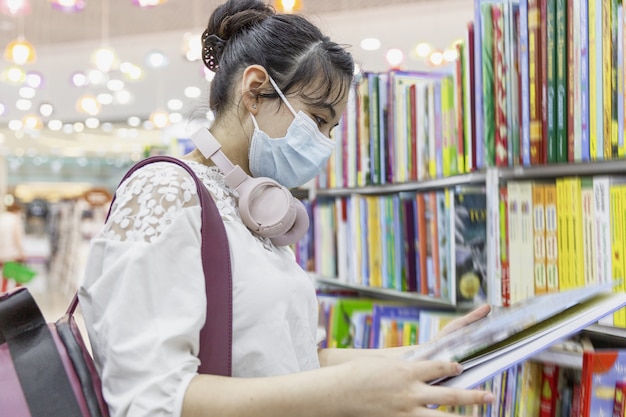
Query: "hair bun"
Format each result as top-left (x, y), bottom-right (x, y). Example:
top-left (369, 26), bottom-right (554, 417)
top-left (203, 0), bottom-right (274, 71)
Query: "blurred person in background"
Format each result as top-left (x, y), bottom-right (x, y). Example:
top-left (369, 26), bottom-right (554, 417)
top-left (0, 199), bottom-right (26, 293)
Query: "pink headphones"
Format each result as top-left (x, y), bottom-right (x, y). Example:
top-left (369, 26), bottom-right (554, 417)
top-left (190, 128), bottom-right (310, 246)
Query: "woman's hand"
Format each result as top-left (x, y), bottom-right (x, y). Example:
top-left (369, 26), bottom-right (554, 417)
top-left (334, 355), bottom-right (494, 417)
top-left (432, 304), bottom-right (491, 342)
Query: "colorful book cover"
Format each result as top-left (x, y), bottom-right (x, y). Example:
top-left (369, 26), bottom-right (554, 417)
top-left (416, 193), bottom-right (428, 295)
top-left (370, 304), bottom-right (421, 349)
top-left (612, 0), bottom-right (620, 158)
top-left (367, 72), bottom-right (381, 185)
top-left (569, 177), bottom-right (585, 289)
top-left (590, 0), bottom-right (605, 160)
top-left (528, 0), bottom-right (544, 164)
top-left (328, 298), bottom-right (374, 349)
top-left (426, 191), bottom-right (440, 296)
top-left (453, 186), bottom-right (488, 306)
top-left (593, 177), bottom-right (613, 287)
top-left (518, 181), bottom-right (536, 301)
top-left (481, 2), bottom-right (496, 167)
top-left (581, 350), bottom-right (626, 416)
top-left (400, 193), bottom-right (418, 293)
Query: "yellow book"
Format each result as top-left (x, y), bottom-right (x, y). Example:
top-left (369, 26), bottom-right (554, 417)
top-left (569, 177), bottom-right (585, 288)
top-left (556, 178), bottom-right (571, 290)
top-left (603, 0), bottom-right (612, 159)
top-left (367, 196), bottom-right (382, 287)
top-left (545, 182), bottom-right (560, 293)
top-left (532, 182), bottom-right (548, 295)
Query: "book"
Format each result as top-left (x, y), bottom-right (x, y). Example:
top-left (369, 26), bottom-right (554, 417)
top-left (580, 342), bottom-right (626, 415)
top-left (402, 283), bottom-right (626, 390)
top-left (451, 186), bottom-right (488, 307)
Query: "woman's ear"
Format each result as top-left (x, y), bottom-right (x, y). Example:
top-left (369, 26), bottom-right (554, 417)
top-left (241, 65), bottom-right (270, 115)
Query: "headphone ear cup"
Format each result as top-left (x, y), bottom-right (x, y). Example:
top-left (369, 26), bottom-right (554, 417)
top-left (269, 198), bottom-right (309, 247)
top-left (237, 177), bottom-right (297, 238)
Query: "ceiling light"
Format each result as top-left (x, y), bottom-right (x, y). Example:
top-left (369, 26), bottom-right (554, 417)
top-left (169, 112), bottom-right (182, 124)
top-left (70, 71), bottom-right (88, 87)
top-left (0, 102), bottom-right (5, 116)
top-left (115, 90), bottom-right (132, 105)
top-left (149, 110), bottom-right (169, 129)
top-left (106, 79), bottom-right (125, 91)
top-left (3, 66), bottom-right (25, 84)
top-left (96, 93), bottom-right (114, 105)
top-left (415, 42), bottom-right (432, 58)
top-left (8, 119), bottom-right (22, 131)
top-left (4, 37), bottom-right (36, 65)
top-left (76, 95), bottom-right (101, 116)
top-left (48, 120), bottom-right (62, 131)
top-left (273, 0), bottom-right (301, 13)
top-left (16, 98), bottom-right (31, 111)
top-left (85, 117), bottom-right (100, 128)
top-left (360, 38), bottom-right (381, 51)
top-left (167, 99), bottom-right (183, 111)
top-left (19, 86), bottom-right (35, 99)
top-left (385, 48), bottom-right (404, 69)
top-left (49, 0), bottom-right (85, 12)
top-left (73, 122), bottom-right (85, 132)
top-left (87, 69), bottom-right (106, 85)
top-left (39, 102), bottom-right (54, 117)
top-left (1, 0), bottom-right (30, 16)
top-left (182, 32), bottom-right (201, 62)
top-left (22, 114), bottom-right (42, 130)
top-left (184, 86), bottom-right (201, 98)
top-left (127, 116), bottom-right (141, 127)
top-left (92, 47), bottom-right (118, 73)
top-left (429, 50), bottom-right (444, 66)
top-left (145, 50), bottom-right (169, 69)
top-left (25, 71), bottom-right (43, 88)
top-left (131, 0), bottom-right (167, 7)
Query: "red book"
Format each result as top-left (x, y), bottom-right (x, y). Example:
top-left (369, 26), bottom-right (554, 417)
top-left (415, 194), bottom-right (428, 295)
top-left (539, 363), bottom-right (560, 417)
top-left (493, 4), bottom-right (509, 167)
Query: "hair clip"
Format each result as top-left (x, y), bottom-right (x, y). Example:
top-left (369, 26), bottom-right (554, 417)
top-left (202, 31), bottom-right (226, 71)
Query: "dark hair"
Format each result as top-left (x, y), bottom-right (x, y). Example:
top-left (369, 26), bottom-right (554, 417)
top-left (202, 0), bottom-right (354, 118)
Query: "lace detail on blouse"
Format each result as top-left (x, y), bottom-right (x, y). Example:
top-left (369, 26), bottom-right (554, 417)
top-left (100, 160), bottom-right (240, 243)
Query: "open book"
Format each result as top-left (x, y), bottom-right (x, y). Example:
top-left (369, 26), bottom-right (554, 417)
top-left (403, 282), bottom-right (626, 389)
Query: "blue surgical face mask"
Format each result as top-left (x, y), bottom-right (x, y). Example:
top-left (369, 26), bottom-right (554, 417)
top-left (248, 77), bottom-right (335, 189)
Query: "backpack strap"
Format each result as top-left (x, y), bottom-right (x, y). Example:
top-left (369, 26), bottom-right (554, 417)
top-left (71, 155), bottom-right (232, 376)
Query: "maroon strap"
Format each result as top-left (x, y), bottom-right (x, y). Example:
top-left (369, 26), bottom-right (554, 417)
top-left (69, 156), bottom-right (232, 376)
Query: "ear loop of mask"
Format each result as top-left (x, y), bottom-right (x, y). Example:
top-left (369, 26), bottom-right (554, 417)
top-left (250, 76), bottom-right (298, 131)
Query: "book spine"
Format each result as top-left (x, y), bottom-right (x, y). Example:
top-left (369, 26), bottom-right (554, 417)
top-left (500, 184), bottom-right (511, 307)
top-left (593, 177), bottom-right (613, 288)
top-left (556, 178), bottom-right (571, 290)
top-left (520, 0), bottom-right (532, 166)
top-left (541, 0), bottom-right (550, 164)
top-left (619, 4), bottom-right (625, 159)
top-left (573, 0), bottom-right (583, 162)
top-left (553, 0), bottom-right (573, 162)
top-left (545, 181), bottom-right (560, 293)
top-left (613, 0), bottom-right (620, 158)
top-left (455, 43), bottom-right (466, 174)
top-left (482, 2), bottom-right (496, 167)
top-left (581, 0), bottom-right (591, 162)
top-left (533, 182), bottom-right (548, 295)
top-left (494, 3), bottom-right (509, 167)
top-left (508, 181), bottom-right (522, 304)
top-left (475, 0), bottom-right (485, 169)
top-left (539, 363), bottom-right (560, 417)
top-left (416, 193), bottom-right (428, 295)
top-left (581, 178), bottom-right (598, 287)
top-left (548, 0), bottom-right (558, 163)
top-left (529, 0), bottom-right (544, 164)
top-left (464, 22), bottom-right (476, 172)
top-left (590, 0), bottom-right (604, 160)
top-left (604, 0), bottom-right (613, 159)
top-left (570, 177), bottom-right (585, 288)
top-left (428, 192), bottom-right (440, 296)
top-left (519, 181), bottom-right (536, 301)
top-left (567, 0), bottom-right (576, 163)
top-left (611, 183), bottom-right (624, 299)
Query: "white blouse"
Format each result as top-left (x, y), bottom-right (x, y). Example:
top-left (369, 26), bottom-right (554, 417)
top-left (78, 160), bottom-right (320, 417)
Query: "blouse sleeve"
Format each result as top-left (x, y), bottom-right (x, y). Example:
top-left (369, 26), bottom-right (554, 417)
top-left (79, 162), bottom-right (210, 417)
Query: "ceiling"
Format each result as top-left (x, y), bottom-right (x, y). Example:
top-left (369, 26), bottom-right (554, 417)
top-left (0, 0), bottom-right (474, 197)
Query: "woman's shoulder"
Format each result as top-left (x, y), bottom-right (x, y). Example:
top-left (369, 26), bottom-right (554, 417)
top-left (100, 159), bottom-right (239, 243)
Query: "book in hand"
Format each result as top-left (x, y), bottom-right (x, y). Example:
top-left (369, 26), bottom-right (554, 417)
top-left (402, 282), bottom-right (626, 389)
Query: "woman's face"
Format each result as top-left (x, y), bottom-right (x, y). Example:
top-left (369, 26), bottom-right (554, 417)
top-left (253, 80), bottom-right (350, 140)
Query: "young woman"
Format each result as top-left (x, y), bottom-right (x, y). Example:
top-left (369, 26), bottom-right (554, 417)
top-left (79, 1), bottom-right (494, 416)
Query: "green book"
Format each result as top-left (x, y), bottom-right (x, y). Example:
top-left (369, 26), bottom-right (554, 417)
top-left (481, 3), bottom-right (495, 167)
